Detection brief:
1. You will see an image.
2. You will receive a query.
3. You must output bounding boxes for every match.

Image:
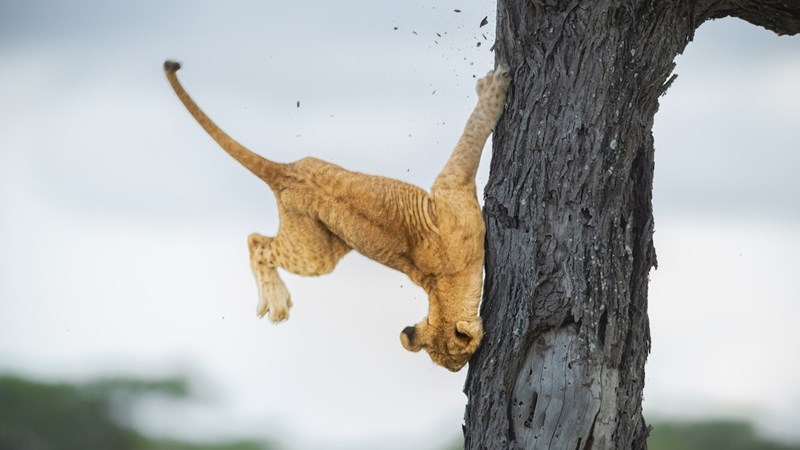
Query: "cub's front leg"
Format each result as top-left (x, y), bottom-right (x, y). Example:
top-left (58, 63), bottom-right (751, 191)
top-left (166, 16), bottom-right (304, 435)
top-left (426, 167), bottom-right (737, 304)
top-left (432, 65), bottom-right (511, 191)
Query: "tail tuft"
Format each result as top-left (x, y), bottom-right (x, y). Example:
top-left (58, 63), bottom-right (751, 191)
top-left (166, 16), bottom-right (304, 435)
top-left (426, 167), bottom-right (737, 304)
top-left (164, 60), bottom-right (182, 73)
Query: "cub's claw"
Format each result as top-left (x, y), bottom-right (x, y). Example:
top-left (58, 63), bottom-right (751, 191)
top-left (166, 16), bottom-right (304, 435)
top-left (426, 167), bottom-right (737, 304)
top-left (495, 64), bottom-right (510, 77)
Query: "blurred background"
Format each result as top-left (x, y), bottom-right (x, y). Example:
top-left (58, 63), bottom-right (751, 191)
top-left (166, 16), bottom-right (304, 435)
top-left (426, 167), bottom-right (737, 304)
top-left (0, 1), bottom-right (798, 449)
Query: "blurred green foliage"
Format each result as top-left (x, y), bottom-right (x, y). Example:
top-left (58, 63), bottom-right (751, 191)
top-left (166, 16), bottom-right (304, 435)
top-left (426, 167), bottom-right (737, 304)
top-left (0, 375), bottom-right (270, 450)
top-left (445, 420), bottom-right (800, 450)
top-left (3, 373), bottom-right (800, 450)
top-left (648, 420), bottom-right (800, 450)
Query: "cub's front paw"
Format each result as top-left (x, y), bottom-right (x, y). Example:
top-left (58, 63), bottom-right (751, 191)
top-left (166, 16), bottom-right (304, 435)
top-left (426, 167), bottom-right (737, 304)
top-left (494, 64), bottom-right (510, 78)
top-left (474, 64), bottom-right (511, 125)
top-left (476, 64), bottom-right (511, 97)
top-left (486, 64), bottom-right (511, 100)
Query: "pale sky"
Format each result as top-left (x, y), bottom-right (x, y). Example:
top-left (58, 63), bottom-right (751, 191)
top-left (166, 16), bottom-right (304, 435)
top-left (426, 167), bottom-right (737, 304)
top-left (0, 1), bottom-right (798, 448)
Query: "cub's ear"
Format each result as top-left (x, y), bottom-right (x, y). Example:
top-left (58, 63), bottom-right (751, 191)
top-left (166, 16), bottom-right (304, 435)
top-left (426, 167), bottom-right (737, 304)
top-left (400, 325), bottom-right (422, 352)
top-left (455, 319), bottom-right (484, 353)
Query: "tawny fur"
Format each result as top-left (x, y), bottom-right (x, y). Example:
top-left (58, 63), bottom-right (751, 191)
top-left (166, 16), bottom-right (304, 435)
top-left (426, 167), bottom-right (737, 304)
top-left (164, 60), bottom-right (510, 371)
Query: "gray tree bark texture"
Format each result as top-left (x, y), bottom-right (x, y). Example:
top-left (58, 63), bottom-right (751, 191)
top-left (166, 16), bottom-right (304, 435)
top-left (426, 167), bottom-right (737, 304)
top-left (463, 1), bottom-right (800, 449)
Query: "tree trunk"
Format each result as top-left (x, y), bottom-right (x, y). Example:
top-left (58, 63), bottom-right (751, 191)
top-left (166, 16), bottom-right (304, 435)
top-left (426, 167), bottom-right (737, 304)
top-left (463, 1), bottom-right (800, 449)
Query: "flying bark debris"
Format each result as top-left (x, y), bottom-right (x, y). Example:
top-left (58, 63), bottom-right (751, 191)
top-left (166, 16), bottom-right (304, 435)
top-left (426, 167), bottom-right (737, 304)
top-left (480, 16), bottom-right (488, 27)
top-left (393, 26), bottom-right (398, 30)
top-left (296, 101), bottom-right (300, 108)
top-left (477, 42), bottom-right (482, 47)
top-left (454, 9), bottom-right (462, 13)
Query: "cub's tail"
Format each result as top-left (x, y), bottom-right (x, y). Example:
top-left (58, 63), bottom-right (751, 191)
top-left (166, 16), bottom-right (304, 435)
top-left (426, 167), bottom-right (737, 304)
top-left (164, 60), bottom-right (286, 188)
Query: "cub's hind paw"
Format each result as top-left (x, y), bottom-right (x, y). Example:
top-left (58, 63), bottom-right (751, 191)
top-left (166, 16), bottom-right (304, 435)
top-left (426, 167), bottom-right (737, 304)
top-left (255, 278), bottom-right (293, 323)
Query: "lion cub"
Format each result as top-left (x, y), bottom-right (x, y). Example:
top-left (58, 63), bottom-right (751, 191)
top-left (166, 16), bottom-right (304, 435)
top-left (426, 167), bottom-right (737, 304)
top-left (164, 61), bottom-right (510, 371)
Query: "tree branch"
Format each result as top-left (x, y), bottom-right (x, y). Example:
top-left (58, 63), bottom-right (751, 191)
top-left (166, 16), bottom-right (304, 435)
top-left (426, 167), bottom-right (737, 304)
top-left (706, 0), bottom-right (800, 35)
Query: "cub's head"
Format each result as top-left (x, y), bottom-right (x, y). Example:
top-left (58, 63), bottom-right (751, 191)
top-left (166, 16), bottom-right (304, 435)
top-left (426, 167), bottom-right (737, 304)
top-left (399, 318), bottom-right (483, 372)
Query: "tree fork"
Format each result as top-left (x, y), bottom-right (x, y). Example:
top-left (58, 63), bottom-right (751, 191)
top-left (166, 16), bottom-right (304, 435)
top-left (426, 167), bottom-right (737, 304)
top-left (463, 1), bottom-right (800, 449)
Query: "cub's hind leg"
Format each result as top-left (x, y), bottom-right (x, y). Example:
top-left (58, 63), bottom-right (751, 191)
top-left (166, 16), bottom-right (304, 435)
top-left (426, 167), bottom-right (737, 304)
top-left (248, 234), bottom-right (292, 322)
top-left (247, 209), bottom-right (350, 323)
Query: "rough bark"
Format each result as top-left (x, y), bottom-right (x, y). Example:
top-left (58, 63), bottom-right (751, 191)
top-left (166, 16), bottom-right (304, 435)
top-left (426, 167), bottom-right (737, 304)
top-left (463, 1), bottom-right (800, 449)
